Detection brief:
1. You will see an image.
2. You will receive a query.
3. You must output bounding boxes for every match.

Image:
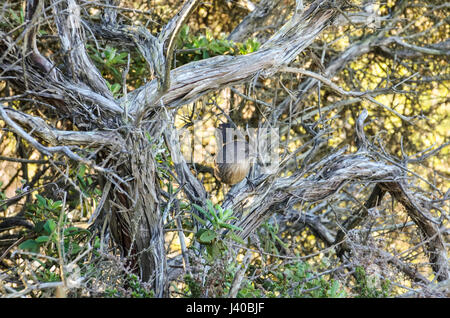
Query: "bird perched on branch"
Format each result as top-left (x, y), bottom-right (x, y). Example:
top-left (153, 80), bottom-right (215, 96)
top-left (214, 123), bottom-right (251, 186)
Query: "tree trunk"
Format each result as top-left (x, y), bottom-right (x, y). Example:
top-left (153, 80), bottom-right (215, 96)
top-left (108, 130), bottom-right (167, 296)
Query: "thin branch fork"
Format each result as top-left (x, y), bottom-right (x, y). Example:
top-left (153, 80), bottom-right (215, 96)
top-left (270, 1), bottom-right (411, 124)
top-left (128, 0), bottom-right (342, 116)
top-left (1, 0), bottom-right (124, 118)
top-left (280, 66), bottom-right (412, 122)
top-left (0, 104), bottom-right (115, 173)
top-left (1, 106), bottom-right (124, 148)
top-left (158, 0), bottom-right (201, 93)
top-left (52, 0), bottom-right (112, 99)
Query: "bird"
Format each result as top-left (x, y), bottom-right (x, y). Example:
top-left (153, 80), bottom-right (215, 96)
top-left (214, 123), bottom-right (251, 186)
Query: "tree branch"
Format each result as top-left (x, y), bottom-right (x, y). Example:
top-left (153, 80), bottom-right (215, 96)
top-left (127, 0), bottom-right (341, 116)
top-left (0, 104), bottom-right (115, 173)
top-left (159, 0), bottom-right (200, 93)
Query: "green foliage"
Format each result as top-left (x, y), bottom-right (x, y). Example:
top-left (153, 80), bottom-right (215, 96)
top-left (84, 25), bottom-right (260, 98)
top-left (192, 200), bottom-right (244, 261)
top-left (257, 220), bottom-right (288, 254)
top-left (184, 274), bottom-right (203, 298)
top-left (128, 274), bottom-right (154, 298)
top-left (0, 182), bottom-right (6, 212)
top-left (237, 281), bottom-right (263, 298)
top-left (254, 261), bottom-right (346, 298)
top-left (87, 45), bottom-right (128, 97)
top-left (104, 288), bottom-right (122, 298)
top-left (20, 196), bottom-right (90, 257)
top-left (26, 194), bottom-right (62, 223)
top-left (88, 45), bottom-right (128, 81)
top-left (353, 266), bottom-right (391, 298)
top-left (17, 192), bottom-right (92, 292)
top-left (8, 7), bottom-right (24, 25)
top-left (104, 274), bottom-right (154, 298)
top-left (192, 200), bottom-right (242, 233)
top-left (87, 43), bottom-right (152, 94)
top-left (176, 25), bottom-right (260, 66)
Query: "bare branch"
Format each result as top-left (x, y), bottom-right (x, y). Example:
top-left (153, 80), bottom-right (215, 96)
top-left (128, 0), bottom-right (341, 116)
top-left (0, 104), bottom-right (113, 173)
top-left (280, 66), bottom-right (412, 122)
top-left (159, 0), bottom-right (200, 93)
top-left (52, 0), bottom-right (112, 99)
top-left (2, 107), bottom-right (124, 148)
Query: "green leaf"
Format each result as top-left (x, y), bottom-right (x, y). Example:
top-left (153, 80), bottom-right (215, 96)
top-left (117, 52), bottom-right (129, 60)
top-left (49, 200), bottom-right (62, 210)
top-left (64, 227), bottom-right (89, 237)
top-left (196, 229), bottom-right (217, 244)
top-left (179, 202), bottom-right (190, 210)
top-left (227, 231), bottom-right (245, 245)
top-left (78, 164), bottom-right (87, 178)
top-left (90, 54), bottom-right (104, 64)
top-left (199, 229), bottom-right (217, 243)
top-left (34, 220), bottom-right (46, 234)
top-left (110, 83), bottom-right (121, 94)
top-left (19, 239), bottom-right (40, 253)
top-left (222, 208), bottom-right (233, 220)
top-left (206, 242), bottom-right (222, 258)
top-left (43, 219), bottom-right (56, 235)
top-left (104, 47), bottom-right (117, 64)
top-left (215, 204), bottom-right (224, 219)
top-left (179, 25), bottom-right (189, 40)
top-left (218, 222), bottom-right (242, 232)
top-left (66, 242), bottom-right (82, 255)
top-left (192, 204), bottom-right (213, 223)
top-left (19, 8), bottom-right (24, 24)
top-left (35, 235), bottom-right (50, 243)
top-left (9, 9), bottom-right (19, 23)
top-left (192, 212), bottom-right (207, 226)
top-left (111, 52), bottom-right (128, 65)
top-left (93, 237), bottom-right (101, 249)
top-left (36, 194), bottom-right (47, 207)
top-left (108, 67), bottom-right (122, 83)
top-left (328, 280), bottom-right (339, 297)
top-left (206, 200), bottom-right (219, 223)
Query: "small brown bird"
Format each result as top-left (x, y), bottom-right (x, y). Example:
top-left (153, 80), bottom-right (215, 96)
top-left (214, 123), bottom-right (251, 185)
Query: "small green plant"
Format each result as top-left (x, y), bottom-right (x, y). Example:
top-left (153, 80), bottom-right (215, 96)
top-left (105, 288), bottom-right (122, 298)
top-left (17, 193), bottom-right (92, 292)
top-left (253, 261), bottom-right (347, 298)
top-left (88, 45), bottom-right (128, 81)
top-left (192, 200), bottom-right (244, 260)
top-left (176, 25), bottom-right (260, 65)
top-left (258, 220), bottom-right (289, 255)
top-left (0, 182), bottom-right (6, 212)
top-left (19, 209), bottom-right (90, 257)
top-left (9, 7), bottom-right (25, 25)
top-left (354, 266), bottom-right (391, 298)
top-left (87, 45), bottom-right (128, 97)
top-left (184, 274), bottom-right (203, 298)
top-left (104, 273), bottom-right (154, 298)
top-left (26, 194), bottom-right (62, 222)
top-left (128, 274), bottom-right (154, 298)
